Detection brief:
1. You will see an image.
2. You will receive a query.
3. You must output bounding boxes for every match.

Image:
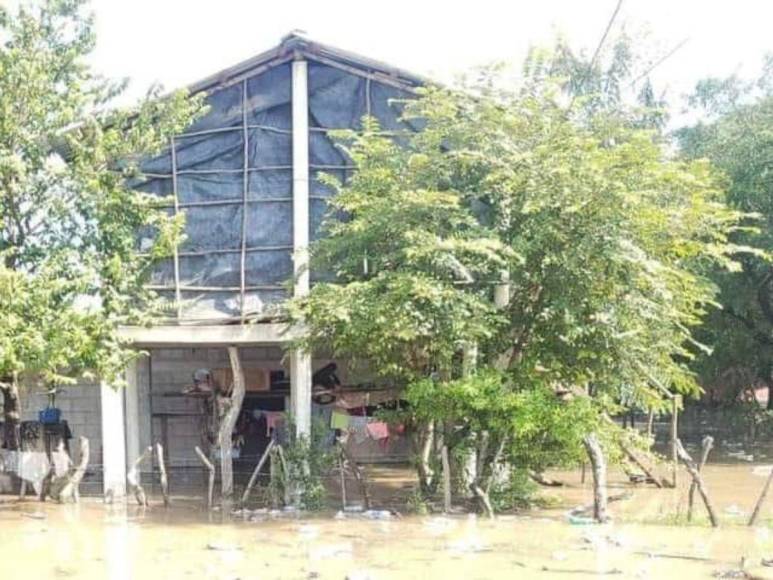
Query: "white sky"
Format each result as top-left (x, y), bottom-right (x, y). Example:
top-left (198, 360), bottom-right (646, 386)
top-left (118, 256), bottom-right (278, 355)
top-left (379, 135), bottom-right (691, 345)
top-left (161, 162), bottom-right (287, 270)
top-left (89, 0), bottom-right (771, 115)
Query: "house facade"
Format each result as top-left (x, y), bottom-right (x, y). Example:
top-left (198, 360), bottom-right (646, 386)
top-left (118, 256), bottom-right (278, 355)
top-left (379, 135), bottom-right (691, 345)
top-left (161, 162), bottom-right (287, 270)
top-left (21, 33), bottom-right (422, 498)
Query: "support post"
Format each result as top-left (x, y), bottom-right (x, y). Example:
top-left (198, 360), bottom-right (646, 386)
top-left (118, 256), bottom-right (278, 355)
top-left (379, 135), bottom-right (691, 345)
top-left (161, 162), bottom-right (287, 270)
top-left (156, 443), bottom-right (170, 508)
top-left (688, 436), bottom-right (714, 522)
top-left (195, 446), bottom-right (215, 510)
top-left (290, 56), bottom-right (312, 439)
top-left (671, 396), bottom-right (680, 488)
top-left (749, 465), bottom-right (773, 526)
top-left (241, 439), bottom-right (275, 507)
top-left (290, 351), bottom-right (312, 438)
top-left (101, 381), bottom-right (127, 499)
top-left (676, 439), bottom-right (718, 527)
top-left (291, 57), bottom-right (310, 297)
top-left (127, 446), bottom-right (152, 507)
top-left (124, 358), bottom-right (141, 472)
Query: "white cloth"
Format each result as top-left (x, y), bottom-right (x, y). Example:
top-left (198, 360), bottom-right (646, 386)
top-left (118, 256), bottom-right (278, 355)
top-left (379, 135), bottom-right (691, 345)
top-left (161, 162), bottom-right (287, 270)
top-left (19, 452), bottom-right (50, 495)
top-left (51, 450), bottom-right (70, 477)
top-left (350, 417), bottom-right (369, 444)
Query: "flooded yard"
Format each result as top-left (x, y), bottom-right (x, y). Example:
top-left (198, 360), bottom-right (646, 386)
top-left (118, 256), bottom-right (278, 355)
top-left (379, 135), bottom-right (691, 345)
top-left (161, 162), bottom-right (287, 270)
top-left (7, 452), bottom-right (773, 579)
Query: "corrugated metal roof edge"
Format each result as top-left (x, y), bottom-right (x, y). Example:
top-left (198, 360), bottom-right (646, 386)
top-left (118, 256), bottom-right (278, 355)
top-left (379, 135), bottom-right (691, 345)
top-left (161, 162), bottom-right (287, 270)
top-left (186, 31), bottom-right (428, 95)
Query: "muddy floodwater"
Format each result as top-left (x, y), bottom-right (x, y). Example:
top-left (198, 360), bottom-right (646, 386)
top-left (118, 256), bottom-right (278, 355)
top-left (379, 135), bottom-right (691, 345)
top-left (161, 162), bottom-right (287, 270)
top-left (7, 457), bottom-right (773, 579)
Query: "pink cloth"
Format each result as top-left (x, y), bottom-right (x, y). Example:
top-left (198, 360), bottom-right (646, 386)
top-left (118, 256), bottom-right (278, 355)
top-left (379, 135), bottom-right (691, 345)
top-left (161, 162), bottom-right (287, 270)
top-left (366, 421), bottom-right (389, 440)
top-left (264, 411), bottom-right (284, 435)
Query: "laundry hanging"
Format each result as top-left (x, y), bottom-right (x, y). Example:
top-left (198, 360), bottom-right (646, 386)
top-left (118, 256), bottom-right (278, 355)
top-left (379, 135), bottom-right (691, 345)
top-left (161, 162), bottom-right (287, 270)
top-left (366, 421), bottom-right (389, 440)
top-left (330, 410), bottom-right (350, 430)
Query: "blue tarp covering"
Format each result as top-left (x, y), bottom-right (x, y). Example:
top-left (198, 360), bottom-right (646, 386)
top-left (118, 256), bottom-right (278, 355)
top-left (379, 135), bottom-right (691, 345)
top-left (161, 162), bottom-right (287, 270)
top-left (135, 59), bottom-right (415, 320)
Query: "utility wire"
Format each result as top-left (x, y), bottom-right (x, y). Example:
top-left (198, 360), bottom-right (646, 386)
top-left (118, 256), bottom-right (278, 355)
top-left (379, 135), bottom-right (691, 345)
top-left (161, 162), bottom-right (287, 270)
top-left (629, 38), bottom-right (690, 89)
top-left (567, 0), bottom-right (624, 112)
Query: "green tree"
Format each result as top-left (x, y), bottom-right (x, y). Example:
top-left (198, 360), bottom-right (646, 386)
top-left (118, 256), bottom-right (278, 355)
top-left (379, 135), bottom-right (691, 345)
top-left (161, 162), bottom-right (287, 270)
top-left (292, 47), bottom-right (746, 513)
top-left (677, 60), bottom-right (773, 408)
top-left (0, 0), bottom-right (200, 446)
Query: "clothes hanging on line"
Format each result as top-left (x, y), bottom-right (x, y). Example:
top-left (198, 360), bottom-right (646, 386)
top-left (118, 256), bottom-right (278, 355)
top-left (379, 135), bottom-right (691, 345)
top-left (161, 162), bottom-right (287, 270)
top-left (330, 410), bottom-right (350, 430)
top-left (264, 412), bottom-right (284, 436)
top-left (251, 410), bottom-right (286, 436)
top-left (366, 421), bottom-right (389, 441)
top-left (350, 417), bottom-right (369, 444)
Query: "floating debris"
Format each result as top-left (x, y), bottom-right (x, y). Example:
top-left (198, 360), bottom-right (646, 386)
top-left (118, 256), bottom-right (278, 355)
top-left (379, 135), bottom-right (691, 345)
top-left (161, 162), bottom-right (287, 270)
top-left (335, 509), bottom-right (397, 521)
top-left (205, 542), bottom-right (243, 552)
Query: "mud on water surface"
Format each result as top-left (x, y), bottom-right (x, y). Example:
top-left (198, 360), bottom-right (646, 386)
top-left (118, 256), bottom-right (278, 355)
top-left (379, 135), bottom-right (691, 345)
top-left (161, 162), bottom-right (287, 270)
top-left (7, 446), bottom-right (773, 579)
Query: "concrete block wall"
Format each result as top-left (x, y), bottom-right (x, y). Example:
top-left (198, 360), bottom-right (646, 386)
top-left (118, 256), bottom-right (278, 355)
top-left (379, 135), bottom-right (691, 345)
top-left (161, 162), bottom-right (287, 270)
top-left (20, 382), bottom-right (102, 466)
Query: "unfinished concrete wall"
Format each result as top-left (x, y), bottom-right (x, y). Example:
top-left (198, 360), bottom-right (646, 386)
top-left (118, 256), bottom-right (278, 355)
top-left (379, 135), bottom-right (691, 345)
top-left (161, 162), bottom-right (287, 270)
top-left (20, 382), bottom-right (102, 466)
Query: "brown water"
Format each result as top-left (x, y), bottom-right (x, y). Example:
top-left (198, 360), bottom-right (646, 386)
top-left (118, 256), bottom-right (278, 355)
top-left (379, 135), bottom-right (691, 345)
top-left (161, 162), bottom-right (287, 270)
top-left (5, 460), bottom-right (773, 579)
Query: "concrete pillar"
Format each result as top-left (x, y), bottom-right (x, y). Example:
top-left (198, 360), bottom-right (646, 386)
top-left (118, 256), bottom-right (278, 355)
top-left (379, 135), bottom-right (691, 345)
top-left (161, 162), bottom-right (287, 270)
top-left (124, 358), bottom-right (141, 470)
top-left (290, 351), bottom-right (312, 438)
top-left (100, 380), bottom-right (127, 498)
top-left (291, 56), bottom-right (312, 438)
top-left (137, 355), bottom-right (152, 453)
top-left (292, 57), bottom-right (310, 298)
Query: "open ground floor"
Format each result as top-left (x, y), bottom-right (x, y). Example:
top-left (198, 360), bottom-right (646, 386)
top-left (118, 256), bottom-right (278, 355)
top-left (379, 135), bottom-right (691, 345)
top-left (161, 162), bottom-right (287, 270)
top-left (8, 324), bottom-right (410, 501)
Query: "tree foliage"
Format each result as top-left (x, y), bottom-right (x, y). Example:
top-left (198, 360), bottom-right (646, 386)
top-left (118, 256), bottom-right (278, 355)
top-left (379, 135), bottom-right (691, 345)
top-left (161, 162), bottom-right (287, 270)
top-left (0, 0), bottom-right (200, 390)
top-left (291, 45), bottom-right (747, 503)
top-left (677, 59), bottom-right (773, 404)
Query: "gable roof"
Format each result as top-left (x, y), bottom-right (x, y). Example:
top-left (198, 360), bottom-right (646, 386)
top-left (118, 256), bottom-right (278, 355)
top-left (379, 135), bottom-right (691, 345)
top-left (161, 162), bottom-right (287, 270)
top-left (187, 31), bottom-right (426, 96)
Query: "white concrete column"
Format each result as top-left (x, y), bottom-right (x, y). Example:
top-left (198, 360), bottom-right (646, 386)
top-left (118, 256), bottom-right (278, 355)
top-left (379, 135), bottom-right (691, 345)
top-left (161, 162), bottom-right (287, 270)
top-left (124, 358), bottom-right (141, 470)
top-left (292, 57), bottom-right (310, 296)
top-left (100, 380), bottom-right (127, 499)
top-left (291, 56), bottom-right (312, 438)
top-left (137, 355), bottom-right (152, 453)
top-left (290, 351), bottom-right (312, 438)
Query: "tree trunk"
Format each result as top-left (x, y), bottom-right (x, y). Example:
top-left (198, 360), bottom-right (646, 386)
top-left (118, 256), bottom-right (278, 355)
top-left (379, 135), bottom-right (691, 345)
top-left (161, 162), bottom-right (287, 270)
top-left (583, 433), bottom-right (609, 523)
top-left (767, 379), bottom-right (773, 412)
top-left (0, 378), bottom-right (21, 451)
top-left (468, 434), bottom-right (507, 519)
top-left (55, 437), bottom-right (89, 503)
top-left (646, 409), bottom-right (655, 438)
top-left (219, 346), bottom-right (246, 508)
top-left (470, 483), bottom-right (494, 518)
top-left (670, 396), bottom-right (680, 488)
top-left (416, 421), bottom-right (435, 494)
top-left (441, 444), bottom-right (451, 513)
top-left (340, 445), bottom-right (371, 510)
